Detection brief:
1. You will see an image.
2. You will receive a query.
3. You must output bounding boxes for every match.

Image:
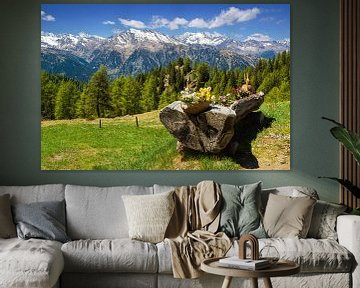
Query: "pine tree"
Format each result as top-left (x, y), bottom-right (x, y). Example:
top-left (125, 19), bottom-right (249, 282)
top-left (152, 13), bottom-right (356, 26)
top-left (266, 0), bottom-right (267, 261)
top-left (121, 76), bottom-right (142, 115)
top-left (87, 65), bottom-right (111, 118)
top-left (110, 76), bottom-right (126, 117)
top-left (76, 85), bottom-right (97, 119)
top-left (195, 63), bottom-right (210, 88)
top-left (54, 81), bottom-right (79, 119)
top-left (41, 72), bottom-right (58, 120)
top-left (141, 75), bottom-right (158, 112)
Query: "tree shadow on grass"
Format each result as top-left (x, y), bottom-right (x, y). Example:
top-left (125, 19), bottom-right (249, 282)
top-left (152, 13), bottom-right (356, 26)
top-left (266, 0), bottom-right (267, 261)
top-left (227, 111), bottom-right (274, 169)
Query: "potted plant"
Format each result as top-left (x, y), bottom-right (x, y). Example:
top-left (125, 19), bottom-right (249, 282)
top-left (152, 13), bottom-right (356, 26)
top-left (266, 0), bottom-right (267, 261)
top-left (321, 117), bottom-right (360, 215)
top-left (180, 87), bottom-right (213, 114)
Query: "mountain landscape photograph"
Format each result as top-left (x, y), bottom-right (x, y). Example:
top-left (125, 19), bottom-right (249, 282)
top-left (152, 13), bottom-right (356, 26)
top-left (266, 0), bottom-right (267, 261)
top-left (41, 4), bottom-right (291, 170)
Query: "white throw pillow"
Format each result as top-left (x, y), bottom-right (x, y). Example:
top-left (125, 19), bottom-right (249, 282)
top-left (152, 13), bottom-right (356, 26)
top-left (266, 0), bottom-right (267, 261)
top-left (122, 191), bottom-right (175, 243)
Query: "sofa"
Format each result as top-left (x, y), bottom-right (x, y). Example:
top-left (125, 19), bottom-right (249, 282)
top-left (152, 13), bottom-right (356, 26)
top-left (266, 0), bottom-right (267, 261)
top-left (0, 183), bottom-right (359, 288)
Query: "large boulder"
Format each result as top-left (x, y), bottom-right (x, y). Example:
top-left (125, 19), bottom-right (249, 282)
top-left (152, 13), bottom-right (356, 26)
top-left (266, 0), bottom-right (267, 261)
top-left (159, 101), bottom-right (236, 153)
top-left (159, 92), bottom-right (265, 153)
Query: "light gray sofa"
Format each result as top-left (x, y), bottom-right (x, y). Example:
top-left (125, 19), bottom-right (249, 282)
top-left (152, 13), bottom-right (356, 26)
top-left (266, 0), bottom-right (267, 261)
top-left (0, 184), bottom-right (359, 288)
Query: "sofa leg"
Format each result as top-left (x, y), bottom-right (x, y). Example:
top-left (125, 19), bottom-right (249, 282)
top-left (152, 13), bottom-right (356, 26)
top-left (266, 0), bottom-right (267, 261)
top-left (251, 278), bottom-right (258, 288)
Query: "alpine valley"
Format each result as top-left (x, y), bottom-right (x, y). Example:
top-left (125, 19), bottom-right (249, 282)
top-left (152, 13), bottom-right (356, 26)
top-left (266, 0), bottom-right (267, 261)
top-left (41, 29), bottom-right (290, 81)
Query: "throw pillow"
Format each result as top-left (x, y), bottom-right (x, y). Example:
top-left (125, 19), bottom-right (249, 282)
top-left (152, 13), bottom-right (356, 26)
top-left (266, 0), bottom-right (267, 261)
top-left (218, 182), bottom-right (266, 238)
top-left (263, 193), bottom-right (316, 238)
top-left (0, 194), bottom-right (17, 238)
top-left (12, 200), bottom-right (70, 243)
top-left (122, 191), bottom-right (175, 243)
top-left (307, 200), bottom-right (347, 240)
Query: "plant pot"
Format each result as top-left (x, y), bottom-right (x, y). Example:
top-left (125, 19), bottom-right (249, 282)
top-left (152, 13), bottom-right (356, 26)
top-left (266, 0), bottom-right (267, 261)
top-left (182, 101), bottom-right (210, 114)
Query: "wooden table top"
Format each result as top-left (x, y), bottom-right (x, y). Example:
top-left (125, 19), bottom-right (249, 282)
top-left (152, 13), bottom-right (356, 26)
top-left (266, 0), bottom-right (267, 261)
top-left (201, 257), bottom-right (300, 278)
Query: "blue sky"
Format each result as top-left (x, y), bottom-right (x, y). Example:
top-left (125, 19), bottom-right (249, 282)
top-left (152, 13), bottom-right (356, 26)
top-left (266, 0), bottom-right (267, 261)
top-left (41, 4), bottom-right (290, 41)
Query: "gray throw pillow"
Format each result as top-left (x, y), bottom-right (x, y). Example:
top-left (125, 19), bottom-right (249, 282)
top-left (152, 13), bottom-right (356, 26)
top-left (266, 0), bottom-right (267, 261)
top-left (307, 200), bottom-right (347, 240)
top-left (218, 182), bottom-right (266, 238)
top-left (12, 200), bottom-right (70, 243)
top-left (0, 194), bottom-right (17, 238)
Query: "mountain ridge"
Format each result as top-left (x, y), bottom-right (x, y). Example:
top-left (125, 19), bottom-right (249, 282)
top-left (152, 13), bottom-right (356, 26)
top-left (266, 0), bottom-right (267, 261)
top-left (41, 29), bottom-right (290, 81)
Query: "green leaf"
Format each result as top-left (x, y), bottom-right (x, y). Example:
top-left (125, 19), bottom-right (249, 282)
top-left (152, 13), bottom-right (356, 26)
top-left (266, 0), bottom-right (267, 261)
top-left (319, 177), bottom-right (360, 199)
top-left (330, 127), bottom-right (360, 165)
top-left (322, 117), bottom-right (360, 165)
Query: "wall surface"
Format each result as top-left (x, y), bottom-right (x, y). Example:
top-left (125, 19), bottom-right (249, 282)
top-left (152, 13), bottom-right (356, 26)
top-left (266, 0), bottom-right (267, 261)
top-left (0, 0), bottom-right (340, 202)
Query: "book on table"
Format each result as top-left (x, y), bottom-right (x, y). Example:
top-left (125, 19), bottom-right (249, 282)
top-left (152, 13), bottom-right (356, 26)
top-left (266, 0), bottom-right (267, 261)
top-left (218, 257), bottom-right (271, 270)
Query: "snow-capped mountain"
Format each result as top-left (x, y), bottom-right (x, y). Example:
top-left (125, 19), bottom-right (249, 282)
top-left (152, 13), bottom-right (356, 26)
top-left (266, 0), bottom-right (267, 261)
top-left (41, 32), bottom-right (104, 59)
top-left (41, 29), bottom-right (290, 81)
top-left (176, 32), bottom-right (228, 46)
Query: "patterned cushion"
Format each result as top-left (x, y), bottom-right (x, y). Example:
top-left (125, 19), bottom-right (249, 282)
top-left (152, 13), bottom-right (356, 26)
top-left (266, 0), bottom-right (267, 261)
top-left (307, 200), bottom-right (347, 240)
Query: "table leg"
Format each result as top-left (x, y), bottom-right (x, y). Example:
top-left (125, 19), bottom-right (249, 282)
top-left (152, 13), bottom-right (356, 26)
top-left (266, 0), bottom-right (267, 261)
top-left (263, 277), bottom-right (273, 288)
top-left (251, 278), bottom-right (258, 288)
top-left (221, 276), bottom-right (233, 288)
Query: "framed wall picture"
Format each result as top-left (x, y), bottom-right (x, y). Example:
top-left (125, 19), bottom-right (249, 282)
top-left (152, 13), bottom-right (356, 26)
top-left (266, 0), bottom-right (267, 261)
top-left (41, 3), bottom-right (290, 170)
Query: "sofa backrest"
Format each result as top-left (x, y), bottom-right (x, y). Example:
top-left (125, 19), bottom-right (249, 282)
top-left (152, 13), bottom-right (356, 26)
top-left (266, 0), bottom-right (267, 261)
top-left (0, 184), bottom-right (65, 204)
top-left (65, 184), bottom-right (154, 240)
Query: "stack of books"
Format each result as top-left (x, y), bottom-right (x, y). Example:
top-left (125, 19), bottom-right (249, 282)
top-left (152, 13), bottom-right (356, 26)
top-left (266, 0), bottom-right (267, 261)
top-left (218, 257), bottom-right (271, 270)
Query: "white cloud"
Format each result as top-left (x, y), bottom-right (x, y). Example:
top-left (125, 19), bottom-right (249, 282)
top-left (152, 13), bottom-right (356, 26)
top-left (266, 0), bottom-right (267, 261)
top-left (122, 6), bottom-right (260, 31)
top-left (188, 18), bottom-right (209, 29)
top-left (168, 17), bottom-right (188, 30)
top-left (103, 20), bottom-right (115, 25)
top-left (41, 10), bottom-right (55, 22)
top-left (118, 18), bottom-right (146, 29)
top-left (245, 33), bottom-right (272, 42)
top-left (209, 7), bottom-right (260, 28)
top-left (151, 16), bottom-right (188, 30)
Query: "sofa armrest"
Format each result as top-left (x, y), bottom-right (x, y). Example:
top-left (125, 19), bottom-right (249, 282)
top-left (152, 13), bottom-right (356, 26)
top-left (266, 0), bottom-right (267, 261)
top-left (337, 215), bottom-right (360, 288)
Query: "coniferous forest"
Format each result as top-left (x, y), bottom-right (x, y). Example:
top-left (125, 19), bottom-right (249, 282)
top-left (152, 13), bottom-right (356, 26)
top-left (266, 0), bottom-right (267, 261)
top-left (41, 51), bottom-right (290, 120)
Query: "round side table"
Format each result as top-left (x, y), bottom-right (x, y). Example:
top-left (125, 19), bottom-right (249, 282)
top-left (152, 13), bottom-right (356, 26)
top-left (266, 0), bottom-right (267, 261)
top-left (201, 257), bottom-right (300, 288)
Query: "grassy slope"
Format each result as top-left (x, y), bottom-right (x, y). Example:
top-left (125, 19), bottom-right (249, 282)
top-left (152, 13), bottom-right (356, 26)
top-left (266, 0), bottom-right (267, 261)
top-left (41, 101), bottom-right (290, 170)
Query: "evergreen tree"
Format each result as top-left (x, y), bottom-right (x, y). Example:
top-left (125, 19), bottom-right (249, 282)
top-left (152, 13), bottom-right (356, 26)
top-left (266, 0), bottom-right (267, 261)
top-left (121, 76), bottom-right (142, 115)
top-left (54, 81), bottom-right (79, 119)
top-left (141, 75), bottom-right (158, 112)
top-left (110, 76), bottom-right (126, 117)
top-left (41, 72), bottom-right (58, 120)
top-left (87, 65), bottom-right (111, 118)
top-left (195, 63), bottom-right (210, 88)
top-left (76, 85), bottom-right (97, 119)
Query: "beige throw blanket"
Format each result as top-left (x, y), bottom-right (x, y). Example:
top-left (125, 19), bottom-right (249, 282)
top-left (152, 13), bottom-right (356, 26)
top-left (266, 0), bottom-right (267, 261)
top-left (165, 181), bottom-right (231, 279)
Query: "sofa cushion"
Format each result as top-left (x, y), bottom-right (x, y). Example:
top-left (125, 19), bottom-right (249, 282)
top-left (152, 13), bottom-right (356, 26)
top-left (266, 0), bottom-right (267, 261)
top-left (307, 200), bottom-right (347, 240)
top-left (0, 238), bottom-right (64, 288)
top-left (12, 200), bottom-right (70, 243)
top-left (0, 194), bottom-right (16, 238)
top-left (263, 194), bottom-right (316, 238)
top-left (122, 191), bottom-right (175, 243)
top-left (61, 239), bottom-right (158, 273)
top-left (0, 184), bottom-right (65, 204)
top-left (65, 185), bottom-right (153, 239)
top-left (158, 237), bottom-right (353, 274)
top-left (218, 182), bottom-right (266, 238)
top-left (261, 186), bottom-right (319, 213)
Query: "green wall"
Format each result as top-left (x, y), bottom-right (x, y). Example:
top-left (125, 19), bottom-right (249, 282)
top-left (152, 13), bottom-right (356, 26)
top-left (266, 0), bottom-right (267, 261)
top-left (0, 0), bottom-right (340, 202)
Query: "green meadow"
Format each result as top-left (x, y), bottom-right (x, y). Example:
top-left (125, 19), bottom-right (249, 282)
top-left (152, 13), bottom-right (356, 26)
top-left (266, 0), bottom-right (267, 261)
top-left (41, 100), bottom-right (290, 170)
